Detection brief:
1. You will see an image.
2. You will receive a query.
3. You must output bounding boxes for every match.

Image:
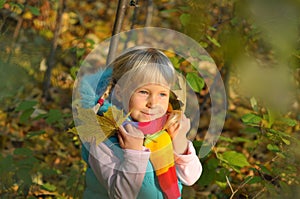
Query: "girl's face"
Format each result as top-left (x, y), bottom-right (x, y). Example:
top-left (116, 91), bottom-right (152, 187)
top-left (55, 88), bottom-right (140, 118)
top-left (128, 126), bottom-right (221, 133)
top-left (129, 84), bottom-right (170, 122)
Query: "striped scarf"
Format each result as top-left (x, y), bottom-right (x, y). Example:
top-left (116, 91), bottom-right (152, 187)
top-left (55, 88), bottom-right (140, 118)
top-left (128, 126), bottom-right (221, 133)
top-left (127, 115), bottom-right (180, 199)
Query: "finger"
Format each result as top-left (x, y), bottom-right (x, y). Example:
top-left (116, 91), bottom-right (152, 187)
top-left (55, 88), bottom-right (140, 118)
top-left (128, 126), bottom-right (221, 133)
top-left (118, 125), bottom-right (128, 137)
top-left (123, 124), bottom-right (144, 139)
top-left (117, 132), bottom-right (124, 147)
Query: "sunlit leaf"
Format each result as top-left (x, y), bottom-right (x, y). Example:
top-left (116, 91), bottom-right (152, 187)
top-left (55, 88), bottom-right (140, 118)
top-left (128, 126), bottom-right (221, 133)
top-left (75, 106), bottom-right (128, 145)
top-left (279, 117), bottom-right (297, 127)
top-left (206, 35), bottom-right (221, 47)
top-left (179, 13), bottom-right (191, 26)
top-left (26, 130), bottom-right (46, 138)
top-left (250, 97), bottom-right (258, 112)
top-left (41, 183), bottom-right (57, 192)
top-left (241, 113), bottom-right (262, 125)
top-left (220, 151), bottom-right (250, 168)
top-left (267, 144), bottom-right (280, 152)
top-left (186, 72), bottom-right (204, 93)
top-left (281, 138), bottom-right (290, 145)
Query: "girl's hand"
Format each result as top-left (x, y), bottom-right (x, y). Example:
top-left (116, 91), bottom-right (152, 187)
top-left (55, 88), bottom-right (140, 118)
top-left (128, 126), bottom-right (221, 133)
top-left (118, 124), bottom-right (144, 151)
top-left (167, 114), bottom-right (190, 139)
top-left (167, 114), bottom-right (190, 154)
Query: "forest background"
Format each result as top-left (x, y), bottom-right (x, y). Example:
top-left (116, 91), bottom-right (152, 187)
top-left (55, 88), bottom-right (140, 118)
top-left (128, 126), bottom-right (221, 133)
top-left (0, 0), bottom-right (300, 198)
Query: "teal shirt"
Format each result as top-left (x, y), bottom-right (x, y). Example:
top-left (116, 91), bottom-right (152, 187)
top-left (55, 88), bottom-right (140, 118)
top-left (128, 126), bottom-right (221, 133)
top-left (82, 137), bottom-right (183, 199)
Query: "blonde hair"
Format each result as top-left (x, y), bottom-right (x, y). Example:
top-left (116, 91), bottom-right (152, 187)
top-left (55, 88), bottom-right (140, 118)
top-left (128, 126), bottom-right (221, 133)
top-left (103, 46), bottom-right (182, 130)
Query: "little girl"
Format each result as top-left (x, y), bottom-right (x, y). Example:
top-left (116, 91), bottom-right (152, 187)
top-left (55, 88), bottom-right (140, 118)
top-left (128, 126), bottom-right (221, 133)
top-left (79, 47), bottom-right (202, 199)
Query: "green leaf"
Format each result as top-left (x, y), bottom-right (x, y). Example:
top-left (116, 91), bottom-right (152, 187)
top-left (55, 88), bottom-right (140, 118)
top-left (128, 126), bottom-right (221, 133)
top-left (220, 151), bottom-right (250, 168)
top-left (28, 6), bottom-right (40, 16)
top-left (219, 136), bottom-right (233, 142)
top-left (19, 108), bottom-right (34, 123)
top-left (233, 137), bottom-right (251, 143)
top-left (207, 158), bottom-right (219, 169)
top-left (169, 57), bottom-right (180, 69)
top-left (281, 137), bottom-right (290, 145)
top-left (206, 35), bottom-right (221, 47)
top-left (215, 181), bottom-right (227, 189)
top-left (266, 108), bottom-right (279, 127)
top-left (186, 72), bottom-right (204, 93)
top-left (268, 129), bottom-right (291, 138)
top-left (46, 109), bottom-right (63, 124)
top-left (245, 176), bottom-right (262, 184)
top-left (16, 156), bottom-right (38, 169)
top-left (70, 66), bottom-right (79, 80)
top-left (0, 0), bottom-right (6, 9)
top-left (198, 55), bottom-right (215, 62)
top-left (198, 158), bottom-right (218, 186)
top-left (267, 144), bottom-right (280, 152)
top-left (258, 164), bottom-right (272, 175)
top-left (179, 14), bottom-right (191, 26)
top-left (16, 169), bottom-right (32, 184)
top-left (15, 100), bottom-right (37, 111)
top-left (0, 155), bottom-right (14, 174)
top-left (250, 97), bottom-right (259, 112)
top-left (199, 41), bottom-right (208, 48)
top-left (14, 147), bottom-right (33, 156)
top-left (215, 168), bottom-right (230, 182)
top-left (192, 140), bottom-right (202, 155)
top-left (26, 130), bottom-right (46, 138)
top-left (279, 118), bottom-right (298, 127)
top-left (76, 48), bottom-right (86, 58)
top-left (41, 183), bottom-right (57, 192)
top-left (161, 9), bottom-right (178, 13)
top-left (9, 2), bottom-right (24, 10)
top-left (242, 127), bottom-right (260, 134)
top-left (241, 113), bottom-right (262, 125)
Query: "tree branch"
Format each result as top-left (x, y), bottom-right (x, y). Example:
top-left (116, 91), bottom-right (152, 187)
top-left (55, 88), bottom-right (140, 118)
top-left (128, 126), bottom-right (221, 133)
top-left (106, 0), bottom-right (129, 64)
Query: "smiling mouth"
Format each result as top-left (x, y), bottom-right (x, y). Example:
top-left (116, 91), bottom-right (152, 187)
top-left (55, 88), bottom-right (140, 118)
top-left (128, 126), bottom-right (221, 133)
top-left (142, 112), bottom-right (155, 116)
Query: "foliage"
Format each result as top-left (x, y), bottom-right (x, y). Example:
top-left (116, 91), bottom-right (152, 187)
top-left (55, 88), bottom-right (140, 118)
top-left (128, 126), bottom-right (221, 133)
top-left (0, 0), bottom-right (299, 198)
top-left (195, 96), bottom-right (299, 198)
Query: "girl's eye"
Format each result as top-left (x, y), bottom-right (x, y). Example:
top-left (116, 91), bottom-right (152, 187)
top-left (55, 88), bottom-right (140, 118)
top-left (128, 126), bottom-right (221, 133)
top-left (159, 93), bottom-right (167, 97)
top-left (139, 90), bottom-right (148, 95)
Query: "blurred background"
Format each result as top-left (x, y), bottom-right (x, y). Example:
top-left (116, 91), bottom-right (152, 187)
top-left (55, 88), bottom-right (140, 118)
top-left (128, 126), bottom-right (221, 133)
top-left (0, 0), bottom-right (299, 198)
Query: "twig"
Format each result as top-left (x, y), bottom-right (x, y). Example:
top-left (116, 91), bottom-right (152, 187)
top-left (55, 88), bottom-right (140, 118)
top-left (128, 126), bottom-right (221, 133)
top-left (226, 176), bottom-right (235, 195)
top-left (226, 175), bottom-right (254, 199)
top-left (145, 0), bottom-right (153, 27)
top-left (106, 0), bottom-right (129, 64)
top-left (6, 2), bottom-right (26, 63)
top-left (43, 0), bottom-right (65, 99)
top-left (124, 0), bottom-right (139, 49)
top-left (252, 187), bottom-right (266, 199)
top-left (226, 176), bottom-right (239, 199)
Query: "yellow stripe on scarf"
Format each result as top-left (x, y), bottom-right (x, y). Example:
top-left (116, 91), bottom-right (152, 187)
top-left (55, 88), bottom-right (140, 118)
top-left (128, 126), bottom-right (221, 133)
top-left (144, 130), bottom-right (174, 175)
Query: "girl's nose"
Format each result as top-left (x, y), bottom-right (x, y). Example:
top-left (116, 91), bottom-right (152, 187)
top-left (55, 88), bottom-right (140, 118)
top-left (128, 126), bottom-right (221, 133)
top-left (146, 95), bottom-right (157, 108)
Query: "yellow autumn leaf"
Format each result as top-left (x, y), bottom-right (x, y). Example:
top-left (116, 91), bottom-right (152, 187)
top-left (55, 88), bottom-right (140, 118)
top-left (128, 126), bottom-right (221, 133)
top-left (74, 106), bottom-right (129, 145)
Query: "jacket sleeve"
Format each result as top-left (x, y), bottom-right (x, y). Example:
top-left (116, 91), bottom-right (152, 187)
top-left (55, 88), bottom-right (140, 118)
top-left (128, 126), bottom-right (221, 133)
top-left (89, 140), bottom-right (150, 199)
top-left (174, 141), bottom-right (202, 186)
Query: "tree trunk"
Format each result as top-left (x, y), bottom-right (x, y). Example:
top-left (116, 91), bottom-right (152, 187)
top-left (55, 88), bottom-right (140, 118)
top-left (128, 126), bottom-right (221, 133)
top-left (43, 0), bottom-right (65, 100)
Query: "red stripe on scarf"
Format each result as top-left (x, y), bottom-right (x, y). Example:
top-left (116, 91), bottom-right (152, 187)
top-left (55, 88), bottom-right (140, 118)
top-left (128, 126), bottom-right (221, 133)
top-left (157, 166), bottom-right (180, 199)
